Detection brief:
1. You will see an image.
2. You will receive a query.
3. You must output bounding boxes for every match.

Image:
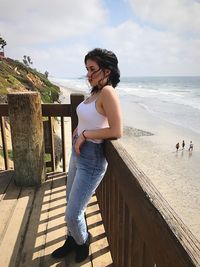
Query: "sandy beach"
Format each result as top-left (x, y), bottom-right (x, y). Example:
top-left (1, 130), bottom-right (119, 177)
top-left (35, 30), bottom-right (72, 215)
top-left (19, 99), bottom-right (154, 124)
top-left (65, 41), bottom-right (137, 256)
top-left (56, 81), bottom-right (200, 243)
top-left (120, 100), bottom-right (200, 241)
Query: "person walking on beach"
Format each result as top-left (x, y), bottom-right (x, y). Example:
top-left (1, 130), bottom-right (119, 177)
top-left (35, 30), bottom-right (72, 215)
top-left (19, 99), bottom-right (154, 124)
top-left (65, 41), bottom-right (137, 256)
top-left (176, 142), bottom-right (179, 151)
top-left (189, 141), bottom-right (193, 152)
top-left (182, 140), bottom-right (185, 149)
top-left (52, 48), bottom-right (122, 263)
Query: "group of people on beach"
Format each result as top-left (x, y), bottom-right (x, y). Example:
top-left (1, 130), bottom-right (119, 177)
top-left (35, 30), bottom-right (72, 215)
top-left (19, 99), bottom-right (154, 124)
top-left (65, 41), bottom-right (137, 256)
top-left (176, 140), bottom-right (193, 152)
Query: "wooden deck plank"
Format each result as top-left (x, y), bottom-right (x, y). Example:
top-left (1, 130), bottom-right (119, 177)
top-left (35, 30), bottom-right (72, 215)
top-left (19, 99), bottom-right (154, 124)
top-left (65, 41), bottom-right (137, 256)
top-left (0, 172), bottom-right (112, 267)
top-left (17, 177), bottom-right (53, 267)
top-left (0, 187), bottom-right (35, 267)
top-left (42, 172), bottom-right (67, 267)
top-left (86, 195), bottom-right (113, 267)
top-left (42, 172), bottom-right (93, 267)
top-left (0, 170), bottom-right (13, 199)
top-left (0, 177), bottom-right (21, 244)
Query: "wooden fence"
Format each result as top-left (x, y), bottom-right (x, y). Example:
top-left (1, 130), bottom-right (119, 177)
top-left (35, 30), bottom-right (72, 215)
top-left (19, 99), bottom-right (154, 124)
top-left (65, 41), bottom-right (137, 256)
top-left (0, 93), bottom-right (199, 266)
top-left (97, 141), bottom-right (200, 266)
top-left (0, 94), bottom-right (84, 173)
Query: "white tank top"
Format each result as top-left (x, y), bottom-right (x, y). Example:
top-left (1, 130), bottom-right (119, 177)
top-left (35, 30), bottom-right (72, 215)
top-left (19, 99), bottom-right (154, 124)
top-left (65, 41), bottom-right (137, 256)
top-left (76, 100), bottom-right (109, 143)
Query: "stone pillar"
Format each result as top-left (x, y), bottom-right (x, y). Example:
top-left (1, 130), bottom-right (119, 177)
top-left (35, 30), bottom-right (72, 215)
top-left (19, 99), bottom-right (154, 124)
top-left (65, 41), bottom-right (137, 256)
top-left (8, 92), bottom-right (45, 186)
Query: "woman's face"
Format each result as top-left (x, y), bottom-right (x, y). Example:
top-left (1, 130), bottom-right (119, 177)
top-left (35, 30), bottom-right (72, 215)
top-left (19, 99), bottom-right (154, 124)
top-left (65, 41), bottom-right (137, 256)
top-left (85, 59), bottom-right (106, 87)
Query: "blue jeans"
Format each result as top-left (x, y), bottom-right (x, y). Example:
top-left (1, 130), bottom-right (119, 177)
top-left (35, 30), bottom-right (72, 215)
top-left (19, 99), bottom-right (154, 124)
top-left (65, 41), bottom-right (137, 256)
top-left (65, 139), bottom-right (107, 245)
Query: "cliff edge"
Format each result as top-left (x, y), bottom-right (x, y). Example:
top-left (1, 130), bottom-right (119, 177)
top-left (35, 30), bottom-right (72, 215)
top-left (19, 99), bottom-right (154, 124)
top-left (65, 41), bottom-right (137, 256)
top-left (0, 57), bottom-right (60, 103)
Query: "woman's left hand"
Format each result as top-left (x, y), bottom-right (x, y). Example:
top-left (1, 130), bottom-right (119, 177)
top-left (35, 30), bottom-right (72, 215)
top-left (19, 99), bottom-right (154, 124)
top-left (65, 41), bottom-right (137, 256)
top-left (74, 133), bottom-right (86, 155)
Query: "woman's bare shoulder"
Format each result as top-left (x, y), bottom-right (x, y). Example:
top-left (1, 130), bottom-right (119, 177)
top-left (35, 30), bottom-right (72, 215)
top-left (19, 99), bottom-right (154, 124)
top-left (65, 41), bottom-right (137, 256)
top-left (101, 85), bottom-right (117, 97)
top-left (98, 86), bottom-right (119, 110)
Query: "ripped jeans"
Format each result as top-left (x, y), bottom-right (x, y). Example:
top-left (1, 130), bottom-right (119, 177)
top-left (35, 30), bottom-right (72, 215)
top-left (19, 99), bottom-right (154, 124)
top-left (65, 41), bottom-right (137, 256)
top-left (65, 139), bottom-right (107, 245)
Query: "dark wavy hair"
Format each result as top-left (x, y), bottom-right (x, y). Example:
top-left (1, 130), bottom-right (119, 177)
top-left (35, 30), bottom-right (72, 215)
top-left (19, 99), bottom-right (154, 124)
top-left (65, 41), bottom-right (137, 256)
top-left (84, 48), bottom-right (120, 93)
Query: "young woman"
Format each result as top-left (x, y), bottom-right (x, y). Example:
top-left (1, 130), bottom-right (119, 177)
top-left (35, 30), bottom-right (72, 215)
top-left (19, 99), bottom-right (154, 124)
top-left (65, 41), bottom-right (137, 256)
top-left (52, 48), bottom-right (122, 263)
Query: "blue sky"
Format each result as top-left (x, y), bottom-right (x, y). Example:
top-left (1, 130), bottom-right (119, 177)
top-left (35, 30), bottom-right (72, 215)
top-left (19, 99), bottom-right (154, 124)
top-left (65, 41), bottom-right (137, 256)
top-left (1, 0), bottom-right (200, 78)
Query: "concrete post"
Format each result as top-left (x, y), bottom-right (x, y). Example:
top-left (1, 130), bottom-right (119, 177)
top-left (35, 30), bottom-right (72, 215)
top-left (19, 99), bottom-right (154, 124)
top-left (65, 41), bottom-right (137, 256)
top-left (8, 92), bottom-right (45, 186)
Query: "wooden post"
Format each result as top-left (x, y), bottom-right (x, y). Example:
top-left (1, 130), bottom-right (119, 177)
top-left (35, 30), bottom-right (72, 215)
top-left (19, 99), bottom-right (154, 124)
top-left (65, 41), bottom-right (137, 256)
top-left (48, 116), bottom-right (55, 171)
top-left (8, 92), bottom-right (45, 186)
top-left (0, 116), bottom-right (9, 169)
top-left (70, 94), bottom-right (84, 134)
top-left (61, 116), bottom-right (66, 172)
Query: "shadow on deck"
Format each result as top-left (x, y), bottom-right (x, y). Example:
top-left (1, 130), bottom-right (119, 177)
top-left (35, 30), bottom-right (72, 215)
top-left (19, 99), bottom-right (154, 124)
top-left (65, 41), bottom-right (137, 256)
top-left (0, 95), bottom-right (199, 267)
top-left (0, 170), bottom-right (113, 267)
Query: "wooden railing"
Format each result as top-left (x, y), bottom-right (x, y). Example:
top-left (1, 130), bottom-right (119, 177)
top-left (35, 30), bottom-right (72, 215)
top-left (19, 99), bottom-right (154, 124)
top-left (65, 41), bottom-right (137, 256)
top-left (0, 94), bottom-right (84, 172)
top-left (0, 114), bottom-right (9, 169)
top-left (97, 141), bottom-right (200, 266)
top-left (0, 94), bottom-right (199, 266)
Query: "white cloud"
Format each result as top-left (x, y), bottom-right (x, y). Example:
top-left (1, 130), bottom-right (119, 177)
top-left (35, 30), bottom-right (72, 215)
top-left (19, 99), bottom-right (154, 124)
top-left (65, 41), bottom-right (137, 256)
top-left (127, 0), bottom-right (200, 33)
top-left (0, 0), bottom-right (108, 77)
top-left (1, 0), bottom-right (199, 77)
top-left (101, 21), bottom-right (200, 76)
top-left (0, 0), bottom-right (107, 45)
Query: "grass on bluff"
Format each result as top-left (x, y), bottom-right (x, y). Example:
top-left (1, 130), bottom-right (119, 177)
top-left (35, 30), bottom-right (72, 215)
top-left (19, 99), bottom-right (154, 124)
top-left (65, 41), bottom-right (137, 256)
top-left (0, 58), bottom-right (60, 103)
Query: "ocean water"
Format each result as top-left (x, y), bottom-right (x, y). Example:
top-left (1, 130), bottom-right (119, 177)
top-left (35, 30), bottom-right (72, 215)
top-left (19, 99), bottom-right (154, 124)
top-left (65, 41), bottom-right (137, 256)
top-left (51, 76), bottom-right (200, 135)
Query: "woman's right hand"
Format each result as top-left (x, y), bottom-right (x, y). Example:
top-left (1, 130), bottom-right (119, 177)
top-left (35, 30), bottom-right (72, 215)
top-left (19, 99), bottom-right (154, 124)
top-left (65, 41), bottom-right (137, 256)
top-left (74, 132), bottom-right (86, 155)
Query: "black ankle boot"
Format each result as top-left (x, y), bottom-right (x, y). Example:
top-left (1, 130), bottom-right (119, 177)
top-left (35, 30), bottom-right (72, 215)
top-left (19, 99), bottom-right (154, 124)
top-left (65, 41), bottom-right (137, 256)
top-left (75, 233), bottom-right (91, 263)
top-left (51, 236), bottom-right (76, 258)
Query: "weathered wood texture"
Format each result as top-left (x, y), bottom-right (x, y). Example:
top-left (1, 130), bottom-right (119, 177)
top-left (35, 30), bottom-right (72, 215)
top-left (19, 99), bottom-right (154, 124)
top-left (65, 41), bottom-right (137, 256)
top-left (86, 195), bottom-right (113, 266)
top-left (48, 116), bottom-right (56, 172)
top-left (1, 94), bottom-right (199, 266)
top-left (0, 170), bottom-right (112, 267)
top-left (42, 103), bottom-right (71, 117)
top-left (61, 116), bottom-right (66, 172)
top-left (0, 104), bottom-right (8, 116)
top-left (41, 94), bottom-right (83, 173)
top-left (7, 92), bottom-right (45, 186)
top-left (97, 140), bottom-right (200, 267)
top-left (0, 116), bottom-right (9, 169)
top-left (0, 94), bottom-right (82, 173)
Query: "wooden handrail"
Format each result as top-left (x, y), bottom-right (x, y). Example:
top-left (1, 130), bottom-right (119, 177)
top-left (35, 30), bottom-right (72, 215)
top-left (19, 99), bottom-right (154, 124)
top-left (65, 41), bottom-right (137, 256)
top-left (0, 103), bottom-right (71, 117)
top-left (42, 103), bottom-right (71, 116)
top-left (97, 140), bottom-right (200, 266)
top-left (0, 95), bottom-right (199, 266)
top-left (0, 94), bottom-right (84, 172)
